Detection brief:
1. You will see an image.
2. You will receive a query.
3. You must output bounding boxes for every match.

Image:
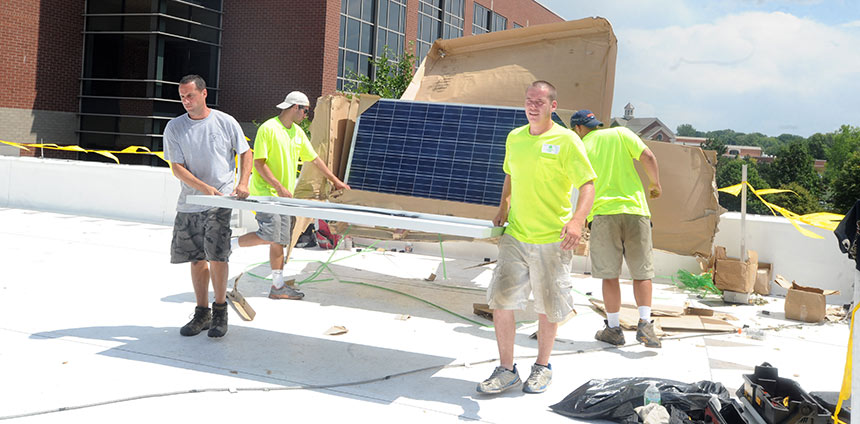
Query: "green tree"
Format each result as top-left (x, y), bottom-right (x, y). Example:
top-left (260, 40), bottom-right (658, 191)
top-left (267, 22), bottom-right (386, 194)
top-left (705, 129), bottom-right (741, 145)
top-left (805, 132), bottom-right (832, 161)
top-left (702, 137), bottom-right (727, 157)
top-left (764, 182), bottom-right (821, 215)
top-left (736, 132), bottom-right (780, 155)
top-left (299, 118), bottom-right (312, 140)
top-left (344, 45), bottom-right (416, 99)
top-left (825, 125), bottom-right (860, 182)
top-left (777, 133), bottom-right (804, 144)
top-left (676, 123), bottom-right (700, 137)
top-left (830, 151), bottom-right (860, 214)
top-left (766, 142), bottom-right (820, 195)
top-left (715, 158), bottom-right (771, 214)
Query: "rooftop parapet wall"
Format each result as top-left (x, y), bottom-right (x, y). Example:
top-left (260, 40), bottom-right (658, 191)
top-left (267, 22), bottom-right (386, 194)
top-left (0, 156), bottom-right (852, 303)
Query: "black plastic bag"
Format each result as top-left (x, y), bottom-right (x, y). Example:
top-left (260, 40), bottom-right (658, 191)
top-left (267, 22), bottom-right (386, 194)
top-left (550, 377), bottom-right (730, 423)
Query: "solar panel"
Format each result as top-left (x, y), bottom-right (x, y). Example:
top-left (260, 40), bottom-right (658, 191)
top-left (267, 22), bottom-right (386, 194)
top-left (345, 99), bottom-right (566, 207)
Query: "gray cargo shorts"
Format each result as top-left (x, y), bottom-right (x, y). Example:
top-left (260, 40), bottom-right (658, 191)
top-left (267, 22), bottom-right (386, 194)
top-left (487, 234), bottom-right (575, 323)
top-left (255, 212), bottom-right (292, 245)
top-left (170, 207), bottom-right (232, 263)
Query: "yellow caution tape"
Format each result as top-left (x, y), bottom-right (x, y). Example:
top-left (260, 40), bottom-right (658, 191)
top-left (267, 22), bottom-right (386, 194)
top-left (1, 135), bottom-right (252, 165)
top-left (718, 181), bottom-right (844, 239)
top-left (833, 303), bottom-right (859, 424)
top-left (2, 139), bottom-right (167, 164)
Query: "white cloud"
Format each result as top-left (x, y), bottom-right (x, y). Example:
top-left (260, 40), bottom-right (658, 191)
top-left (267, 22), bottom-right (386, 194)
top-left (842, 20), bottom-right (860, 27)
top-left (622, 12), bottom-right (860, 96)
top-left (614, 11), bottom-right (860, 135)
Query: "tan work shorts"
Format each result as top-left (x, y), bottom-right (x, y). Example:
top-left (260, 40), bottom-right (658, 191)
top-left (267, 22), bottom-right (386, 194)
top-left (589, 214), bottom-right (655, 280)
top-left (487, 234), bottom-right (574, 323)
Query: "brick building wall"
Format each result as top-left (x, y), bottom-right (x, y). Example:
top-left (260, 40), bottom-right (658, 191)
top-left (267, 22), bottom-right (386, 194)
top-left (1, 0), bottom-right (562, 158)
top-left (404, 1), bottom-right (419, 48)
top-left (219, 0), bottom-right (562, 127)
top-left (219, 2), bottom-right (333, 123)
top-left (1, 0), bottom-right (83, 158)
top-left (472, 0), bottom-right (561, 29)
top-left (0, 0), bottom-right (83, 112)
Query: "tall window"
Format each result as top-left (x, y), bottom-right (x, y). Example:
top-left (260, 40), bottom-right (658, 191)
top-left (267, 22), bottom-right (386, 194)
top-left (337, 0), bottom-right (407, 91)
top-left (80, 0), bottom-right (223, 166)
top-left (417, 0), bottom-right (464, 63)
top-left (472, 3), bottom-right (506, 35)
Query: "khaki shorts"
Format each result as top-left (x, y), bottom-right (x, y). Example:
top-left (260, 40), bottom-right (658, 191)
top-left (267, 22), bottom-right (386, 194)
top-left (590, 214), bottom-right (654, 280)
top-left (487, 234), bottom-right (575, 323)
top-left (255, 212), bottom-right (292, 245)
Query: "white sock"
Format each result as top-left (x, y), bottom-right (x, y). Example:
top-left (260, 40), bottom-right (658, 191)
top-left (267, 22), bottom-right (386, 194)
top-left (230, 238), bottom-right (240, 251)
top-left (272, 270), bottom-right (285, 288)
top-left (639, 306), bottom-right (652, 321)
top-left (607, 312), bottom-right (620, 328)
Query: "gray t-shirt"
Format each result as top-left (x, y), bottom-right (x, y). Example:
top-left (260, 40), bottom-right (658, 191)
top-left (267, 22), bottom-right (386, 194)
top-left (163, 109), bottom-right (250, 213)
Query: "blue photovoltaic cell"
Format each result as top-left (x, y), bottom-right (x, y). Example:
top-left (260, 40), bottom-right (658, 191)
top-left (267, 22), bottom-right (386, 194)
top-left (346, 99), bottom-right (565, 206)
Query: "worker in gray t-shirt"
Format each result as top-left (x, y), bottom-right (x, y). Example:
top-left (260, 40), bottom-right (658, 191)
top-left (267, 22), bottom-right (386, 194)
top-left (163, 74), bottom-right (252, 339)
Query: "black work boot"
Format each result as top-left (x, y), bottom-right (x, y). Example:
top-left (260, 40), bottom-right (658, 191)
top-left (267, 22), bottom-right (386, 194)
top-left (180, 306), bottom-right (211, 336)
top-left (208, 301), bottom-right (228, 338)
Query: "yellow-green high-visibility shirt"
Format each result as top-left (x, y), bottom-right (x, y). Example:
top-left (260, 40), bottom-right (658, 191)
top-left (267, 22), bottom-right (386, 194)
top-left (503, 123), bottom-right (597, 244)
top-left (581, 126), bottom-right (650, 221)
top-left (249, 116), bottom-right (318, 197)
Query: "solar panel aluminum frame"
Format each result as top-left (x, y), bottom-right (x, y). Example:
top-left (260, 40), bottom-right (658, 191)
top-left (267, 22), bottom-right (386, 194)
top-left (186, 195), bottom-right (504, 239)
top-left (343, 99), bottom-right (526, 206)
top-left (344, 99), bottom-right (566, 208)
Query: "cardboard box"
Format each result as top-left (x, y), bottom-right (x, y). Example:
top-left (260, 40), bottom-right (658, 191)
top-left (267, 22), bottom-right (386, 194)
top-left (774, 275), bottom-right (840, 323)
top-left (754, 262), bottom-right (773, 295)
top-left (713, 246), bottom-right (758, 294)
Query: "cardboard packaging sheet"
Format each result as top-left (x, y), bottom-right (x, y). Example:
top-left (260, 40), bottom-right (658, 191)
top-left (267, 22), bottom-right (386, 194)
top-left (294, 18), bottom-right (722, 256)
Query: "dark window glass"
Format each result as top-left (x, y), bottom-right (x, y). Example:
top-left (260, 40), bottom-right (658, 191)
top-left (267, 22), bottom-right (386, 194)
top-left (125, 0), bottom-right (154, 14)
top-left (377, 0), bottom-right (388, 24)
top-left (360, 22), bottom-right (373, 53)
top-left (182, 0), bottom-right (222, 11)
top-left (493, 14), bottom-right (506, 31)
top-left (344, 51), bottom-right (358, 76)
top-left (190, 7), bottom-right (220, 27)
top-left (160, 37), bottom-right (219, 87)
top-left (82, 34), bottom-right (150, 80)
top-left (347, 0), bottom-right (361, 17)
top-left (87, 0), bottom-right (124, 14)
top-left (388, 3), bottom-right (400, 29)
top-left (361, 0), bottom-right (374, 21)
top-left (346, 18), bottom-right (360, 50)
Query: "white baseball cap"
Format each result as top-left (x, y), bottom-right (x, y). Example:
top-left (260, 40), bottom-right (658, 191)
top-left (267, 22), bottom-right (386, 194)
top-left (276, 91), bottom-right (310, 109)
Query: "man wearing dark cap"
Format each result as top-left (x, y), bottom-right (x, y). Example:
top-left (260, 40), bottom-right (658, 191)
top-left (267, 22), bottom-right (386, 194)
top-left (570, 110), bottom-right (663, 348)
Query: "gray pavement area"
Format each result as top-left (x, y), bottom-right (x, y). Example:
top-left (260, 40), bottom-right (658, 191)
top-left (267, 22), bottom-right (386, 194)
top-left (0, 207), bottom-right (849, 423)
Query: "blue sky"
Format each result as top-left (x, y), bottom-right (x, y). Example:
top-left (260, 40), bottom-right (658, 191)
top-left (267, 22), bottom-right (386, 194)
top-left (536, 0), bottom-right (860, 137)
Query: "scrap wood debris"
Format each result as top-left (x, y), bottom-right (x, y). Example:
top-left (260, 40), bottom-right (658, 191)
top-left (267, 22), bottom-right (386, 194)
top-left (324, 325), bottom-right (348, 336)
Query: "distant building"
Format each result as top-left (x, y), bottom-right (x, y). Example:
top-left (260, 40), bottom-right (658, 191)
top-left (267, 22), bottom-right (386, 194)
top-left (725, 145), bottom-right (762, 158)
top-left (1, 0), bottom-right (561, 165)
top-left (609, 103), bottom-right (676, 143)
top-left (674, 136), bottom-right (708, 147)
top-left (814, 159), bottom-right (827, 174)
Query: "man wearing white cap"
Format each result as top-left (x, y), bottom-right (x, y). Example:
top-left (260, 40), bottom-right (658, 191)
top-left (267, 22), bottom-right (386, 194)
top-left (231, 91), bottom-right (350, 300)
